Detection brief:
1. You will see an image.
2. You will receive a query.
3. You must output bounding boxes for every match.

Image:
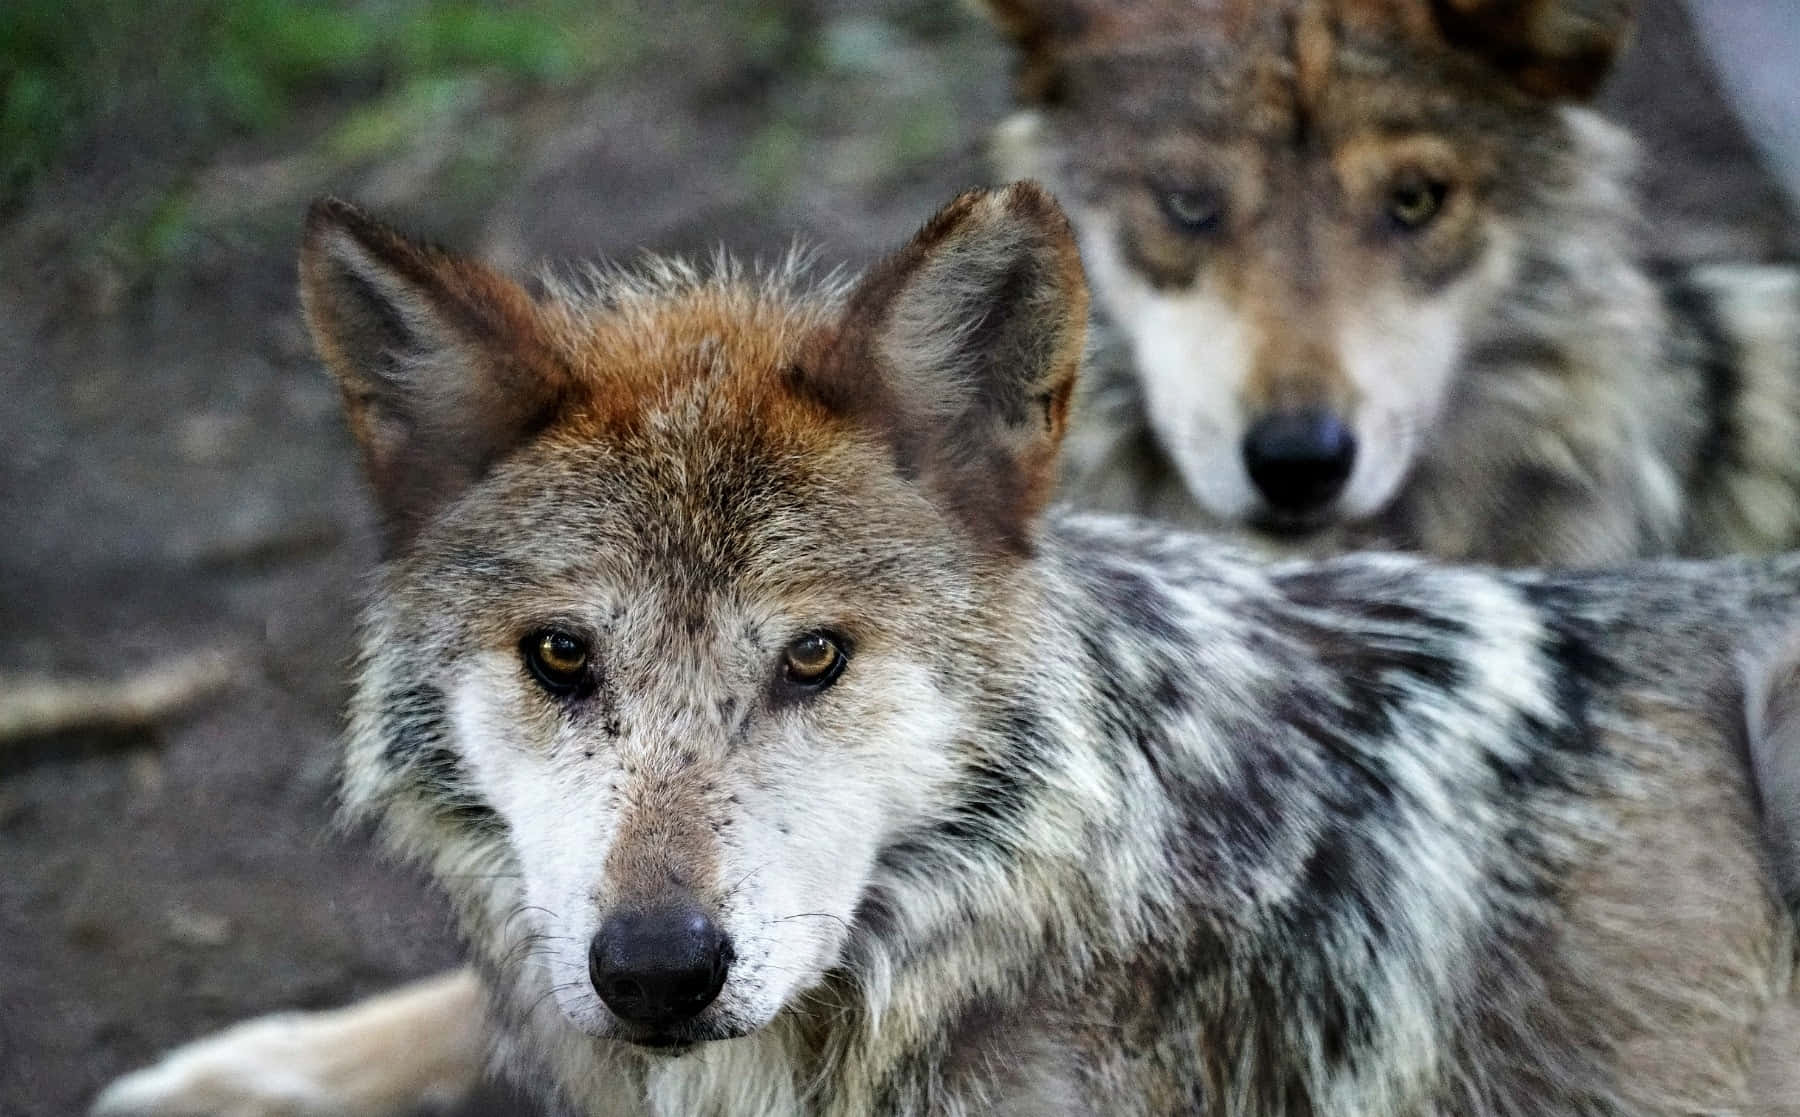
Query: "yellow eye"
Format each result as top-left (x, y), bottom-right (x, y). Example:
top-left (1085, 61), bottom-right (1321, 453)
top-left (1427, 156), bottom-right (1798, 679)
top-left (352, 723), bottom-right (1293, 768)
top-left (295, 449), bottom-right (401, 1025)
top-left (782, 633), bottom-right (847, 689)
top-left (523, 629), bottom-right (589, 695)
top-left (1387, 180), bottom-right (1448, 231)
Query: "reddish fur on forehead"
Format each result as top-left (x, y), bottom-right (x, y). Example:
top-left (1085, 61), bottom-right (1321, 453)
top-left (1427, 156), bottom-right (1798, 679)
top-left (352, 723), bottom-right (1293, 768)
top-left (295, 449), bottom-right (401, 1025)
top-left (531, 285), bottom-right (847, 449)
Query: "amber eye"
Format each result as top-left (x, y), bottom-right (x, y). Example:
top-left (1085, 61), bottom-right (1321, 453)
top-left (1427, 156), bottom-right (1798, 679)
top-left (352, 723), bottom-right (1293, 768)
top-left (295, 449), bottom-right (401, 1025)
top-left (1157, 186), bottom-right (1224, 234)
top-left (522, 629), bottom-right (590, 695)
top-left (781, 632), bottom-right (847, 690)
top-left (1387, 179), bottom-right (1449, 232)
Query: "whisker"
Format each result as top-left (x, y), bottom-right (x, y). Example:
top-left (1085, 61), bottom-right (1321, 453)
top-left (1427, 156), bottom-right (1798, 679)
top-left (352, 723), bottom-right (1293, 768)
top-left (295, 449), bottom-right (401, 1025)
top-left (524, 980), bottom-right (587, 1018)
top-left (763, 911), bottom-right (852, 932)
top-left (721, 861), bottom-right (771, 903)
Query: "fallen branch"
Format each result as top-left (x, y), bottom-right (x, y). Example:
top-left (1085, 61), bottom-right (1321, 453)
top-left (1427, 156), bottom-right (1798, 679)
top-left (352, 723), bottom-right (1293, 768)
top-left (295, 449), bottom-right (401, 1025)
top-left (0, 652), bottom-right (236, 742)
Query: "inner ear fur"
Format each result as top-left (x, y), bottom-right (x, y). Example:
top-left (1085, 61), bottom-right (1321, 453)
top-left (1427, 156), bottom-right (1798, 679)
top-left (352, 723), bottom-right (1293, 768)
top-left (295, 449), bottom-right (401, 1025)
top-left (299, 198), bottom-right (569, 555)
top-left (805, 182), bottom-right (1089, 555)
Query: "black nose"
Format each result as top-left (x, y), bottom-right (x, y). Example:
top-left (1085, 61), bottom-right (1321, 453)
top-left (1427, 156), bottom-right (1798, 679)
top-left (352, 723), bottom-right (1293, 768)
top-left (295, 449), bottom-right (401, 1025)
top-left (589, 902), bottom-right (732, 1030)
top-left (1242, 410), bottom-right (1357, 515)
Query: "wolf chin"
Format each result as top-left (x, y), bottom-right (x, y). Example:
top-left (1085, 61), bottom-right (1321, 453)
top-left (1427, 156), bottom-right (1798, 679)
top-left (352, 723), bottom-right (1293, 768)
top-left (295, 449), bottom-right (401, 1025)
top-left (984, 0), bottom-right (1800, 565)
top-left (96, 182), bottom-right (1800, 1116)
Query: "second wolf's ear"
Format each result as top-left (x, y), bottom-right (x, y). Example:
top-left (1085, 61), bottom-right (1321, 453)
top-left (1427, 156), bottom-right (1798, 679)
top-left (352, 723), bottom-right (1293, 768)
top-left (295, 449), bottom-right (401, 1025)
top-left (300, 199), bottom-right (567, 555)
top-left (808, 182), bottom-right (1088, 554)
top-left (1431, 0), bottom-right (1636, 100)
top-left (976, 0), bottom-right (1098, 101)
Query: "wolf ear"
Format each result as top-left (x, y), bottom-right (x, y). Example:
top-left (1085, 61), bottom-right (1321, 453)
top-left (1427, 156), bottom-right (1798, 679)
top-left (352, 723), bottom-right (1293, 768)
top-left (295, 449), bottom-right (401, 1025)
top-left (808, 182), bottom-right (1088, 554)
top-left (975, 0), bottom-right (1098, 101)
top-left (300, 199), bottom-right (568, 554)
top-left (1431, 0), bottom-right (1636, 100)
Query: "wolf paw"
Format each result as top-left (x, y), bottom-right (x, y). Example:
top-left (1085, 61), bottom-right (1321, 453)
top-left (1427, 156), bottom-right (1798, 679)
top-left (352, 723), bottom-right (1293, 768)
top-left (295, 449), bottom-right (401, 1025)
top-left (91, 973), bottom-right (485, 1116)
top-left (91, 1013), bottom-right (388, 1116)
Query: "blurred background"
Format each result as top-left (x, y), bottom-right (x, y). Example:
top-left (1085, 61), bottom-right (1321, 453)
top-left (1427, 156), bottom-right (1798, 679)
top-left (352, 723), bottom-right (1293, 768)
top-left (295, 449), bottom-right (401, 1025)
top-left (0, 1), bottom-right (1792, 1112)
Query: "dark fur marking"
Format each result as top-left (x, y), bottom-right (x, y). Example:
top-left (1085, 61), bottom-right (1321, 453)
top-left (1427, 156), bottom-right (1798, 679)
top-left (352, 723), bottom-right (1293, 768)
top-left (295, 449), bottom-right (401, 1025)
top-left (1177, 746), bottom-right (1297, 890)
top-left (1273, 566), bottom-right (1474, 640)
top-left (1278, 694), bottom-right (1399, 815)
top-left (1477, 581), bottom-right (1613, 881)
top-left (1660, 270), bottom-right (1742, 493)
top-left (933, 703), bottom-right (1055, 854)
top-left (382, 683), bottom-right (452, 765)
top-left (1459, 329), bottom-right (1569, 377)
top-left (1073, 629), bottom-right (1189, 800)
top-left (1078, 561), bottom-right (1185, 642)
top-left (379, 683), bottom-right (502, 830)
top-left (1274, 591), bottom-right (1470, 740)
top-left (1150, 666), bottom-right (1189, 714)
top-left (596, 673), bottom-right (622, 740)
top-left (411, 744), bottom-right (503, 831)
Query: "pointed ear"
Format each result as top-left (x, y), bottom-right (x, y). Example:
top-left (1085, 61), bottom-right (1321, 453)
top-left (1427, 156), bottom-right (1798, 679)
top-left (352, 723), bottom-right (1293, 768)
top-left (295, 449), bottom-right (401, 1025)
top-left (300, 199), bottom-right (569, 554)
top-left (807, 182), bottom-right (1088, 554)
top-left (1432, 0), bottom-right (1636, 100)
top-left (975, 0), bottom-right (1099, 102)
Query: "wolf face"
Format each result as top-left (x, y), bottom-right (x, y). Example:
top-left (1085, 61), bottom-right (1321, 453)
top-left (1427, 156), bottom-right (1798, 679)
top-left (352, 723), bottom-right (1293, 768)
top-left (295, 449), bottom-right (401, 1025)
top-left (988, 0), bottom-right (1637, 538)
top-left (369, 440), bottom-right (975, 1048)
top-left (299, 187), bottom-right (1088, 1051)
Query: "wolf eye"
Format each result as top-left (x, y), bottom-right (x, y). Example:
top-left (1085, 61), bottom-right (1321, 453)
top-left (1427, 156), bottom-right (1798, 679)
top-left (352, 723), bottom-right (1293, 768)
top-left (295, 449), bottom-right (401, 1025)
top-left (522, 629), bottom-right (590, 696)
top-left (1157, 187), bottom-right (1224, 234)
top-left (1387, 179), bottom-right (1449, 231)
top-left (781, 632), bottom-right (847, 690)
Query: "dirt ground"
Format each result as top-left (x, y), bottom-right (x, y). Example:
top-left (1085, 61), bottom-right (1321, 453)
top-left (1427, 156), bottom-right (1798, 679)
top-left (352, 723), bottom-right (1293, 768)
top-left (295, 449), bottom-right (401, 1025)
top-left (0, 2), bottom-right (1792, 1113)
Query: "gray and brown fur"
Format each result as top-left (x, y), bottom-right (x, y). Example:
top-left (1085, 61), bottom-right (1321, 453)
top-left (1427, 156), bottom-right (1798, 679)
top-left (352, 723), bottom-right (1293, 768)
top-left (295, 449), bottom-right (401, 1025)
top-left (986, 0), bottom-right (1800, 565)
top-left (99, 185), bottom-right (1800, 1115)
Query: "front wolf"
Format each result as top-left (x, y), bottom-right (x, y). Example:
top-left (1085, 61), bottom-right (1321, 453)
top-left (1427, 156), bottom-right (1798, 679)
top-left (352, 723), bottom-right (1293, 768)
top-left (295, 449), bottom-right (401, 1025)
top-left (987, 0), bottom-right (1800, 564)
top-left (99, 185), bottom-right (1800, 1115)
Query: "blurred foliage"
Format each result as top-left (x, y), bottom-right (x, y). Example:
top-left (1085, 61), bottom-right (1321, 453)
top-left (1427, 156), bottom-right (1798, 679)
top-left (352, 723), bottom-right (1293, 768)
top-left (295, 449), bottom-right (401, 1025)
top-left (0, 0), bottom-right (645, 208)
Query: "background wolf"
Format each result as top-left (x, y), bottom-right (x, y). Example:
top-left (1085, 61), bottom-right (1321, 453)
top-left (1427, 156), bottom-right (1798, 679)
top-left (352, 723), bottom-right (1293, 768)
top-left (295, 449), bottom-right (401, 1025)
top-left (99, 185), bottom-right (1800, 1115)
top-left (986, 0), bottom-right (1800, 565)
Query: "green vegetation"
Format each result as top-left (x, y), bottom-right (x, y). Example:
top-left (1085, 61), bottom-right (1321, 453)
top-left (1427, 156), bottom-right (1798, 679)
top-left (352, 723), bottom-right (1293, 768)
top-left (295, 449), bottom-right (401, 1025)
top-left (0, 0), bottom-right (644, 206)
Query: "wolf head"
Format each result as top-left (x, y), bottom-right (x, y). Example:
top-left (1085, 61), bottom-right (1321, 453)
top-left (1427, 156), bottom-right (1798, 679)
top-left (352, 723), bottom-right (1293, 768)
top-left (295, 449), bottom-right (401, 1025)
top-left (301, 186), bottom-right (1087, 1050)
top-left (986, 0), bottom-right (1638, 538)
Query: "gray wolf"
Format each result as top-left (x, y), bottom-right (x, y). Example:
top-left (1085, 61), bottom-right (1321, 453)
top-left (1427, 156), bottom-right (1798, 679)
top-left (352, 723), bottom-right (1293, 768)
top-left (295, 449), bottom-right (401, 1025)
top-left (985, 0), bottom-right (1800, 564)
top-left (96, 184), bottom-right (1800, 1115)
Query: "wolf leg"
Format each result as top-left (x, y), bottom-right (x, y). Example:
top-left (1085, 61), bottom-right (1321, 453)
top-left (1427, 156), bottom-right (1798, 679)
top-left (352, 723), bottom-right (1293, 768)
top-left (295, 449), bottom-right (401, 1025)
top-left (90, 967), bottom-right (485, 1117)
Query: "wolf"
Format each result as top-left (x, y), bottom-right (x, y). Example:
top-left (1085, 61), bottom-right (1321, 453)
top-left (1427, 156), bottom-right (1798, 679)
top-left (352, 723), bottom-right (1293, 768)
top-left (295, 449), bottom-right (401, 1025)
top-left (95, 184), bottom-right (1800, 1115)
top-left (984, 0), bottom-right (1800, 564)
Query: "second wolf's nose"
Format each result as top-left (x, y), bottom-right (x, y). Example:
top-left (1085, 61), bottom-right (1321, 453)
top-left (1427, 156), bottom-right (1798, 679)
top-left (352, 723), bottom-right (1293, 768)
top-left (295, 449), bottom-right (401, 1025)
top-left (589, 902), bottom-right (732, 1030)
top-left (1242, 410), bottom-right (1357, 516)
